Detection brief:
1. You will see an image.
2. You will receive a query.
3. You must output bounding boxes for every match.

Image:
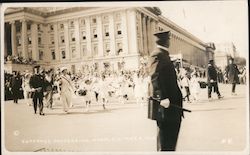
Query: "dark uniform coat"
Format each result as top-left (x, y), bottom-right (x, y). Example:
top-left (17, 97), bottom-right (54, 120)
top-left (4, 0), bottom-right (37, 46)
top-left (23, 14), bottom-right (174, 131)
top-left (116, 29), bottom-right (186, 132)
top-left (29, 74), bottom-right (45, 114)
top-left (207, 64), bottom-right (218, 83)
top-left (148, 46), bottom-right (183, 151)
top-left (225, 64), bottom-right (240, 84)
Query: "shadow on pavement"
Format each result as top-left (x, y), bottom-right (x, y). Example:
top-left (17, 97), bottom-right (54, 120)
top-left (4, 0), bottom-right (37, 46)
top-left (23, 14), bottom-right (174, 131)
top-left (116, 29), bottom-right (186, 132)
top-left (191, 107), bottom-right (238, 112)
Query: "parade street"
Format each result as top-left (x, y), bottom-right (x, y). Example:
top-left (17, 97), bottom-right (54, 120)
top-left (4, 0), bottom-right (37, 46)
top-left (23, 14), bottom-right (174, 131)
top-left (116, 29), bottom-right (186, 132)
top-left (4, 84), bottom-right (247, 152)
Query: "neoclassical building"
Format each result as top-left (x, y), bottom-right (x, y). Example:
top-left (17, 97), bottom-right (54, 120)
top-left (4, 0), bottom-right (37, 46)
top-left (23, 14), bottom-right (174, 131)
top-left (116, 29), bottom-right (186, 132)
top-left (4, 7), bottom-right (215, 73)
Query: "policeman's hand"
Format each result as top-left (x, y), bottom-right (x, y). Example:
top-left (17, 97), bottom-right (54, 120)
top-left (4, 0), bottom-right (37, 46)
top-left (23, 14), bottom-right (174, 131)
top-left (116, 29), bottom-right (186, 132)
top-left (210, 79), bottom-right (214, 83)
top-left (160, 98), bottom-right (170, 108)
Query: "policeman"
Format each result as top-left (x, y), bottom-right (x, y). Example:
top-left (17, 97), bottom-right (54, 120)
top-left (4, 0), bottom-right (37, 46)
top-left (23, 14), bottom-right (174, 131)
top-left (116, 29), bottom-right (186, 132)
top-left (148, 31), bottom-right (183, 151)
top-left (207, 59), bottom-right (223, 100)
top-left (29, 65), bottom-right (45, 115)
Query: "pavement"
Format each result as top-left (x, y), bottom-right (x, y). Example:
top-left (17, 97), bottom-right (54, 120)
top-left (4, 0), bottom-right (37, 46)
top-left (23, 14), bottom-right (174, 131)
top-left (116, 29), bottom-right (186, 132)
top-left (2, 83), bottom-right (248, 153)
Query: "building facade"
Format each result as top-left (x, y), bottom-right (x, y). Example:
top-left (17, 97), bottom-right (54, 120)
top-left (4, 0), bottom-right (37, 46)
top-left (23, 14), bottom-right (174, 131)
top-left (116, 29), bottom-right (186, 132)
top-left (4, 7), bottom-right (214, 73)
top-left (214, 42), bottom-right (238, 70)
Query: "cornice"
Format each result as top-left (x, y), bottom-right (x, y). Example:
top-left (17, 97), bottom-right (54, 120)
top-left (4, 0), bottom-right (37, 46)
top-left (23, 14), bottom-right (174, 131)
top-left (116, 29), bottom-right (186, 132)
top-left (158, 15), bottom-right (207, 47)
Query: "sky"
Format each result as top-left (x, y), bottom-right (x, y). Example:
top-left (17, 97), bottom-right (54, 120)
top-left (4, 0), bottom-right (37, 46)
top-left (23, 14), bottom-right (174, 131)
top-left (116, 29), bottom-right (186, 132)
top-left (157, 0), bottom-right (248, 57)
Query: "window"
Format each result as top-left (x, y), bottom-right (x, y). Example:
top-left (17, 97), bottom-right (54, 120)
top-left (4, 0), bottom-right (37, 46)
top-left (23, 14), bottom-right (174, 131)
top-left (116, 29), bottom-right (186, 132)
top-left (93, 28), bottom-right (97, 38)
top-left (103, 15), bottom-right (109, 23)
top-left (92, 18), bottom-right (97, 24)
top-left (81, 31), bottom-right (86, 40)
top-left (51, 49), bottom-right (56, 60)
top-left (38, 37), bottom-right (42, 44)
top-left (16, 26), bottom-right (21, 33)
top-left (105, 43), bottom-right (110, 56)
top-left (28, 49), bottom-right (32, 59)
top-left (116, 23), bottom-right (122, 35)
top-left (27, 24), bottom-right (31, 31)
top-left (70, 20), bottom-right (74, 28)
top-left (50, 25), bottom-right (54, 31)
top-left (17, 36), bottom-right (21, 46)
top-left (60, 23), bottom-right (64, 30)
top-left (71, 32), bottom-right (75, 42)
top-left (61, 50), bottom-right (66, 59)
top-left (60, 35), bottom-right (65, 43)
top-left (80, 19), bottom-right (85, 26)
top-left (104, 25), bottom-right (109, 37)
top-left (28, 36), bottom-right (32, 44)
top-left (50, 35), bottom-right (54, 44)
top-left (82, 45), bottom-right (87, 56)
top-left (116, 42), bottom-right (123, 55)
top-left (71, 48), bottom-right (76, 58)
top-left (39, 50), bottom-right (43, 60)
top-left (115, 13), bottom-right (121, 21)
top-left (93, 44), bottom-right (98, 56)
top-left (37, 24), bottom-right (41, 31)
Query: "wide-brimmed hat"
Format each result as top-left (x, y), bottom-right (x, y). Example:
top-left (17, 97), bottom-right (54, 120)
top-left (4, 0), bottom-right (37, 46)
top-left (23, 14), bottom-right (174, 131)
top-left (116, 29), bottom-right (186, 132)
top-left (61, 67), bottom-right (67, 72)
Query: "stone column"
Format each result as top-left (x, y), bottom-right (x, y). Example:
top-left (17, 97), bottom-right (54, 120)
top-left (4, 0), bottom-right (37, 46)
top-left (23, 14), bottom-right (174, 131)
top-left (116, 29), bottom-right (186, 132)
top-left (109, 13), bottom-right (116, 56)
top-left (63, 21), bottom-right (70, 59)
top-left (97, 15), bottom-right (104, 57)
top-left (150, 20), bottom-right (156, 51)
top-left (147, 18), bottom-right (152, 53)
top-left (43, 24), bottom-right (50, 62)
top-left (121, 10), bottom-right (128, 54)
top-left (85, 17), bottom-right (92, 57)
top-left (4, 24), bottom-right (8, 57)
top-left (31, 22), bottom-right (38, 61)
top-left (127, 9), bottom-right (138, 54)
top-left (21, 19), bottom-right (28, 59)
top-left (74, 19), bottom-right (81, 59)
top-left (10, 21), bottom-right (17, 56)
top-left (139, 13), bottom-right (144, 55)
top-left (142, 15), bottom-right (148, 55)
top-left (53, 22), bottom-right (60, 61)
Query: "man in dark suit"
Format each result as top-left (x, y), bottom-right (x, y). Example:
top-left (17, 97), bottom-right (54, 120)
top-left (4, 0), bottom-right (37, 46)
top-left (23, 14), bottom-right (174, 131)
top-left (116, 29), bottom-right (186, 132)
top-left (29, 66), bottom-right (45, 115)
top-left (10, 71), bottom-right (22, 103)
top-left (225, 58), bottom-right (240, 95)
top-left (148, 31), bottom-right (183, 151)
top-left (207, 60), bottom-right (223, 100)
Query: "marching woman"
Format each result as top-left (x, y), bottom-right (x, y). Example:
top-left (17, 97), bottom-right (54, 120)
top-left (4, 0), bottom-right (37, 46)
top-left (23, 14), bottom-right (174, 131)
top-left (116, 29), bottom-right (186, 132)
top-left (142, 73), bottom-right (150, 105)
top-left (22, 71), bottom-right (32, 106)
top-left (59, 67), bottom-right (74, 113)
top-left (189, 72), bottom-right (200, 102)
top-left (83, 79), bottom-right (92, 112)
top-left (98, 75), bottom-right (109, 110)
top-left (134, 72), bottom-right (144, 106)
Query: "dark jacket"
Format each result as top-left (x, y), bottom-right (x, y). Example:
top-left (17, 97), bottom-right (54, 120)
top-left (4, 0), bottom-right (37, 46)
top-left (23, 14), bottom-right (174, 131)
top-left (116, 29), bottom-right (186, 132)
top-left (225, 64), bottom-right (240, 84)
top-left (207, 64), bottom-right (218, 83)
top-left (29, 74), bottom-right (45, 93)
top-left (11, 75), bottom-right (22, 91)
top-left (148, 47), bottom-right (183, 122)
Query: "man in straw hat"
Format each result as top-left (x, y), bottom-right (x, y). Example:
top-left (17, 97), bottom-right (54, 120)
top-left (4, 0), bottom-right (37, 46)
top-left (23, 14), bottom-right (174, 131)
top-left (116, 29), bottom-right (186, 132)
top-left (148, 31), bottom-right (184, 151)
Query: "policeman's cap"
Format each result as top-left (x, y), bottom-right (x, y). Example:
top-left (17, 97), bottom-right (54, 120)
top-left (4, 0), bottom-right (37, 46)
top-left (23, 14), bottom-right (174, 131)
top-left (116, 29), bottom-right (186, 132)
top-left (154, 31), bottom-right (171, 40)
top-left (33, 65), bottom-right (40, 69)
top-left (208, 59), bottom-right (214, 64)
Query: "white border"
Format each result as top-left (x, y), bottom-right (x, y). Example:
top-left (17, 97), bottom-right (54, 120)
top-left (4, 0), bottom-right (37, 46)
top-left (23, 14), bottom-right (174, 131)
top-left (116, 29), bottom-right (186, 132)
top-left (1, 2), bottom-right (249, 155)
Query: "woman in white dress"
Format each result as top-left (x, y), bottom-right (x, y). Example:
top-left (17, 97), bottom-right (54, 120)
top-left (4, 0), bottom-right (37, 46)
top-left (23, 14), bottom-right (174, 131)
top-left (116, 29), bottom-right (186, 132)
top-left (134, 73), bottom-right (144, 105)
top-left (100, 75), bottom-right (110, 109)
top-left (22, 72), bottom-right (32, 106)
top-left (190, 72), bottom-right (200, 102)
